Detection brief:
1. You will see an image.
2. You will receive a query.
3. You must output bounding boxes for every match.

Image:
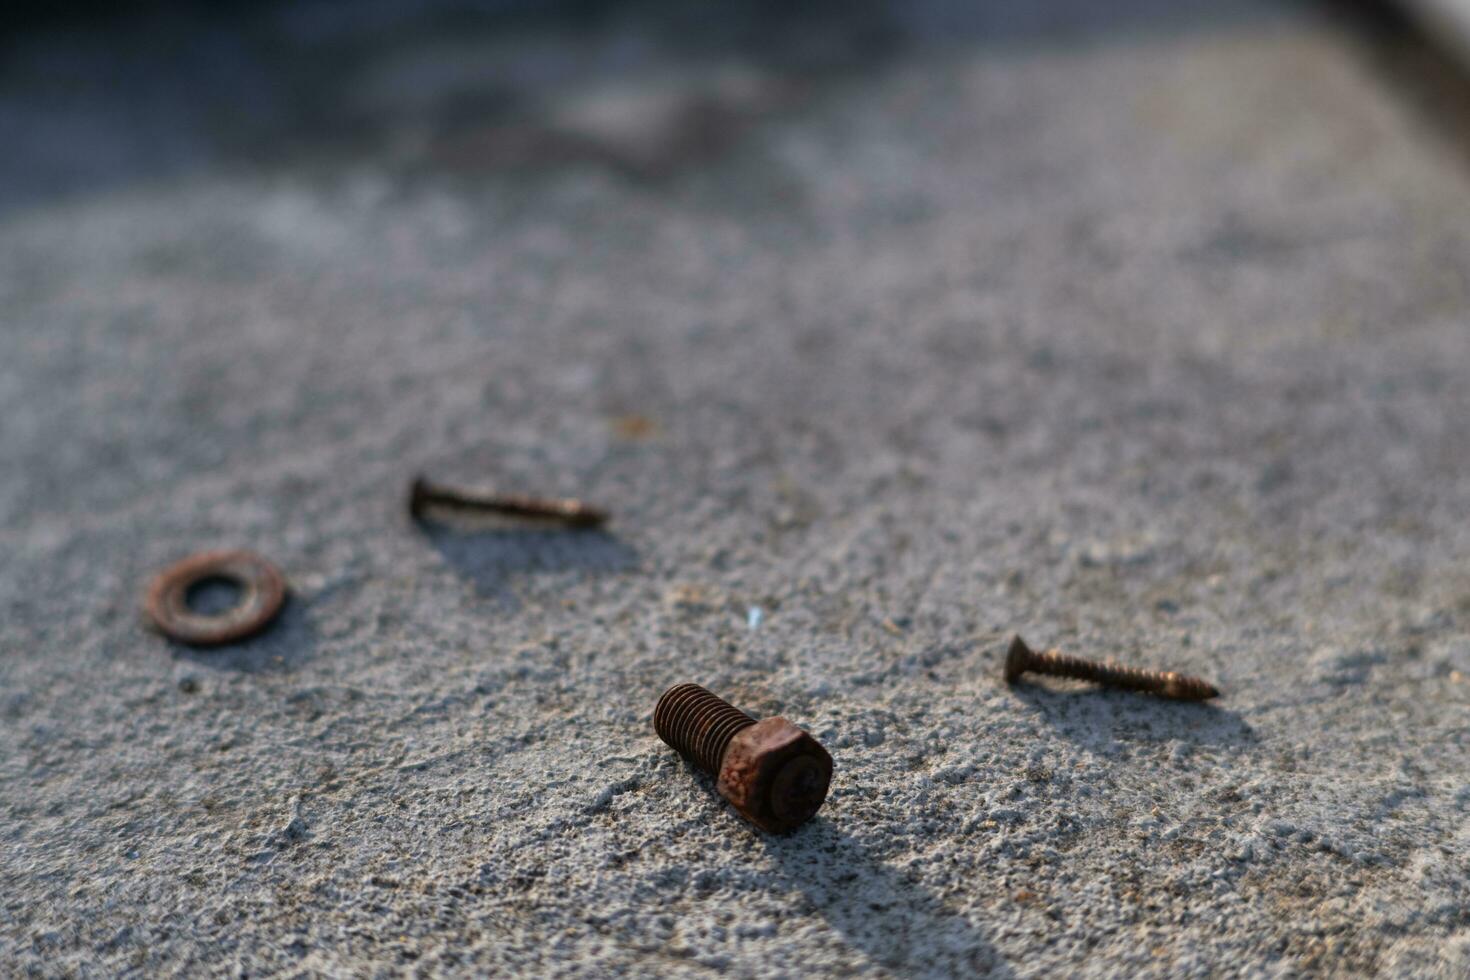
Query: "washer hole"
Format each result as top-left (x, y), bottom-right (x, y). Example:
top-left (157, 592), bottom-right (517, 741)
top-left (185, 575), bottom-right (245, 615)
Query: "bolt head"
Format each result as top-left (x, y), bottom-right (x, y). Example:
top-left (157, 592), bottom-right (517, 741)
top-left (1004, 635), bottom-right (1034, 682)
top-left (716, 717), bottom-right (833, 834)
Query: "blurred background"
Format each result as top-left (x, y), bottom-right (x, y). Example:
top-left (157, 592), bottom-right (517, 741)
top-left (3, 0), bottom-right (1470, 214)
top-left (6, 0), bottom-right (1470, 533)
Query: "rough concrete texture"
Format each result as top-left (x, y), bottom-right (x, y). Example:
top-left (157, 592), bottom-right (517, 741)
top-left (3, 1), bottom-right (1470, 976)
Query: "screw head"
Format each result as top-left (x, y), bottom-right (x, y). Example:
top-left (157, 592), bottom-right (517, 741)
top-left (1004, 635), bottom-right (1034, 682)
top-left (408, 477), bottom-right (432, 519)
top-left (716, 717), bottom-right (833, 834)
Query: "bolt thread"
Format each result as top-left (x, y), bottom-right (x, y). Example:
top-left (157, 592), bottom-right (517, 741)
top-left (654, 683), bottom-right (756, 776)
top-left (1030, 649), bottom-right (1218, 701)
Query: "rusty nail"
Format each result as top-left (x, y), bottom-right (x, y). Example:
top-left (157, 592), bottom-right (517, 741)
top-left (654, 683), bottom-right (833, 834)
top-left (409, 475), bottom-right (608, 528)
top-left (1004, 635), bottom-right (1219, 701)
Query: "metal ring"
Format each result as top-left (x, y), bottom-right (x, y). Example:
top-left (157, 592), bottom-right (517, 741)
top-left (143, 549), bottom-right (286, 646)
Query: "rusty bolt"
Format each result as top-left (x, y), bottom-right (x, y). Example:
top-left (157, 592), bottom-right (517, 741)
top-left (409, 475), bottom-right (607, 528)
top-left (1004, 635), bottom-right (1219, 701)
top-left (654, 683), bottom-right (833, 833)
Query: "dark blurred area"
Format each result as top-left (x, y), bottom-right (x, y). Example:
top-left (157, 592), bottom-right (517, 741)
top-left (4, 0), bottom-right (1470, 218)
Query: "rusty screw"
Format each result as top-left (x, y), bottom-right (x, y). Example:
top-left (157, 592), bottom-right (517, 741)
top-left (409, 475), bottom-right (607, 528)
top-left (654, 683), bottom-right (833, 834)
top-left (1004, 635), bottom-right (1219, 701)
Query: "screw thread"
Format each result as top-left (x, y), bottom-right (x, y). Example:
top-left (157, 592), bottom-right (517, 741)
top-left (409, 476), bottom-right (606, 527)
top-left (654, 683), bottom-right (756, 776)
top-left (1030, 648), bottom-right (1218, 701)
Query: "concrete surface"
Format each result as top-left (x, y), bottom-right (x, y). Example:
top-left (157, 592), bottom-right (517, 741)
top-left (3, 1), bottom-right (1470, 976)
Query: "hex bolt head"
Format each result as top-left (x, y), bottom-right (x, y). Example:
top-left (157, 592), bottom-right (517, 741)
top-left (654, 683), bottom-right (833, 834)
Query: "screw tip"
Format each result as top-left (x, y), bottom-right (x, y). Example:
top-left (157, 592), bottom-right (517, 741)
top-left (1161, 672), bottom-right (1220, 701)
top-left (564, 504), bottom-right (610, 529)
top-left (1004, 635), bottom-right (1033, 683)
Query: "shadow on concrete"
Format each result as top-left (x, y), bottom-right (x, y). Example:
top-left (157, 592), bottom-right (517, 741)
top-left (169, 596), bottom-right (317, 674)
top-left (422, 525), bottom-right (639, 602)
top-left (1010, 681), bottom-right (1256, 754)
top-left (762, 817), bottom-right (1013, 978)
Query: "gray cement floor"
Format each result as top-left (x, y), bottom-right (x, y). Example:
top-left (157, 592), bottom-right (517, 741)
top-left (3, 1), bottom-right (1470, 975)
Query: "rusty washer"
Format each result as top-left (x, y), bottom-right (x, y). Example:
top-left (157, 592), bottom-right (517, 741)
top-left (143, 549), bottom-right (286, 646)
